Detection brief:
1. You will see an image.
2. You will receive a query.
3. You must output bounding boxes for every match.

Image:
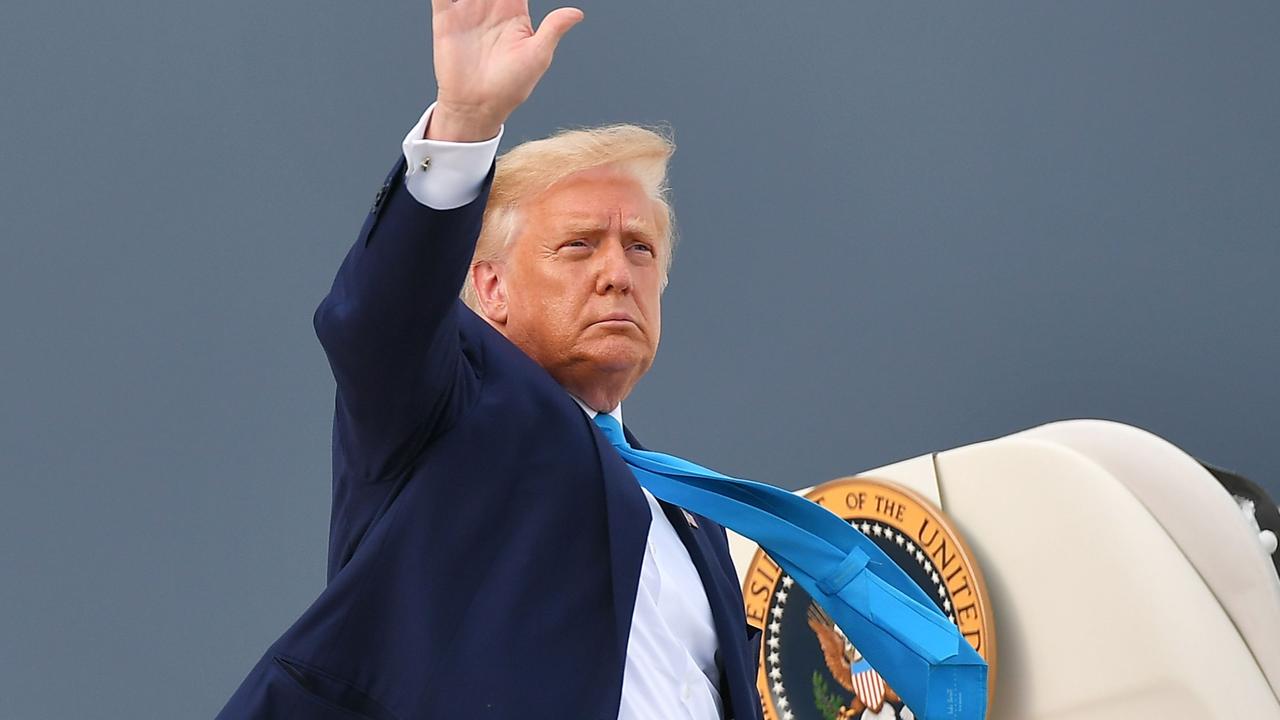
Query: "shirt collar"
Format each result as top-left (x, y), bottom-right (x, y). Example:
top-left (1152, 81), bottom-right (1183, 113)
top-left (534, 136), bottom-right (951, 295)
top-left (570, 395), bottom-right (623, 427)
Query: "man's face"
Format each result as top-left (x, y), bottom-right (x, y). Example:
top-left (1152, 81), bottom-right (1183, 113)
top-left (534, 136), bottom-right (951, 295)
top-left (485, 166), bottom-right (665, 409)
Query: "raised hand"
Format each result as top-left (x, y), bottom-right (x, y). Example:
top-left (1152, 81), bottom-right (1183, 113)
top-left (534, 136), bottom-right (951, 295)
top-left (427, 0), bottom-right (583, 141)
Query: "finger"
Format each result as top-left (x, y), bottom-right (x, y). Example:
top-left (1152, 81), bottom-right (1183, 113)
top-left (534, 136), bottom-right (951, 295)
top-left (532, 7), bottom-right (584, 55)
top-left (430, 0), bottom-right (488, 16)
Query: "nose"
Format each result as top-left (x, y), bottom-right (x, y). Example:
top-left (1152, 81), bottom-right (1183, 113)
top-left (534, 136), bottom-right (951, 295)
top-left (594, 239), bottom-right (633, 295)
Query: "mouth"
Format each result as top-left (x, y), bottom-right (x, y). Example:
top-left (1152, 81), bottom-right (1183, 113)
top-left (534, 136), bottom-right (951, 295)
top-left (589, 312), bottom-right (639, 328)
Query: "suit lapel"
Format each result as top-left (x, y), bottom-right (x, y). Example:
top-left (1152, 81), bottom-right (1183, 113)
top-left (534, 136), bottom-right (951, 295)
top-left (587, 419), bottom-right (652, 690)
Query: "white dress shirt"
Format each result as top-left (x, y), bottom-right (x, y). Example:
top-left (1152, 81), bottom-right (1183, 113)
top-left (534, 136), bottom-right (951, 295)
top-left (400, 105), bottom-right (724, 719)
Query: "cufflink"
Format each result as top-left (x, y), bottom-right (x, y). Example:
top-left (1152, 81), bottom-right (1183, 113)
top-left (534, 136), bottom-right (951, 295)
top-left (420, 156), bottom-right (431, 171)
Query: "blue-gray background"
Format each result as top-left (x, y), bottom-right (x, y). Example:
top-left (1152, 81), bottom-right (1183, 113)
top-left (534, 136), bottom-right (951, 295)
top-left (2, 1), bottom-right (1276, 717)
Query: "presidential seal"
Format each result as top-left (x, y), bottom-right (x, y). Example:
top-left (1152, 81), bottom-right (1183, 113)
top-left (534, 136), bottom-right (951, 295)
top-left (742, 477), bottom-right (996, 720)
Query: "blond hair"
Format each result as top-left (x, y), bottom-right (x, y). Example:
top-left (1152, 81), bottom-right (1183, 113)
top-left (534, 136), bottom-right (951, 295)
top-left (461, 124), bottom-right (677, 310)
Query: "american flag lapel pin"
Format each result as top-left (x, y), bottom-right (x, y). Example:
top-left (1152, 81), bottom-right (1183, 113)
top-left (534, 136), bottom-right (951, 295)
top-left (681, 509), bottom-right (699, 528)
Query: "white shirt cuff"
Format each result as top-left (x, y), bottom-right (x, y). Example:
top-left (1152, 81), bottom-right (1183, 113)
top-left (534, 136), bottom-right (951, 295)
top-left (401, 102), bottom-right (503, 210)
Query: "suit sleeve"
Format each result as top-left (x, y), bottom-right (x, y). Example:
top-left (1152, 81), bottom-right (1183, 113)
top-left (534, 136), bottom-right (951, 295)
top-left (312, 156), bottom-right (494, 483)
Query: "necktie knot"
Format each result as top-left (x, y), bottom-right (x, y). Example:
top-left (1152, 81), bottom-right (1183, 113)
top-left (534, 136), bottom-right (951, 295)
top-left (592, 412), bottom-right (629, 448)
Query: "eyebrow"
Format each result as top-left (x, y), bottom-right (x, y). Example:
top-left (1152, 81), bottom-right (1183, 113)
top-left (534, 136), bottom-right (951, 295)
top-left (622, 217), bottom-right (658, 241)
top-left (558, 217), bottom-right (659, 242)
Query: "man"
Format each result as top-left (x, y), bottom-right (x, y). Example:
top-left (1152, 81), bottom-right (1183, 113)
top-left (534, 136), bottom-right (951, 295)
top-left (218, 1), bottom-right (763, 717)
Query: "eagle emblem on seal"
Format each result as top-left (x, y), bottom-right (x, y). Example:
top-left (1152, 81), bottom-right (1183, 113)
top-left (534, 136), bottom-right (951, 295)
top-left (807, 603), bottom-right (901, 719)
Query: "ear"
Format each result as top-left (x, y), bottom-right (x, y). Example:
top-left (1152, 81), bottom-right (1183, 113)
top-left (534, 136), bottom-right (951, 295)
top-left (471, 260), bottom-right (509, 325)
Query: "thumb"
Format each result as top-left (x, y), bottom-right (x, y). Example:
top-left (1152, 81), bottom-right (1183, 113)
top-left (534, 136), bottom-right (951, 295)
top-left (532, 7), bottom-right (584, 56)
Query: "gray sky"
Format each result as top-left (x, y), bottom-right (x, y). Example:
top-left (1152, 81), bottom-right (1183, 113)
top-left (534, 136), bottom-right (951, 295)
top-left (2, 1), bottom-right (1277, 717)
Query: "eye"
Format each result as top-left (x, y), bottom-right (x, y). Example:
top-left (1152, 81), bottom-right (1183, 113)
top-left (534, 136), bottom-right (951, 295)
top-left (628, 242), bottom-right (655, 256)
top-left (562, 238), bottom-right (590, 249)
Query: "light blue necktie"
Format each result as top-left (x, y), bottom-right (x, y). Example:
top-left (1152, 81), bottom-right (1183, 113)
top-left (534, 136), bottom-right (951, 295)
top-left (593, 413), bottom-right (987, 720)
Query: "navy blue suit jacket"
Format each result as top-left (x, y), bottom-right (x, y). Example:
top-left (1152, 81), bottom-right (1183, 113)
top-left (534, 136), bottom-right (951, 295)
top-left (217, 158), bottom-right (764, 719)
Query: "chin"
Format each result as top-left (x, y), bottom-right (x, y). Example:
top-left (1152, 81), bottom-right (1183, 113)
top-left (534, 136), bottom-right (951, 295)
top-left (579, 339), bottom-right (653, 376)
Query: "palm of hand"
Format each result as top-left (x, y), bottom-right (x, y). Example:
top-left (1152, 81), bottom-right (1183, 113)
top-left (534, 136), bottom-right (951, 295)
top-left (431, 0), bottom-right (582, 128)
